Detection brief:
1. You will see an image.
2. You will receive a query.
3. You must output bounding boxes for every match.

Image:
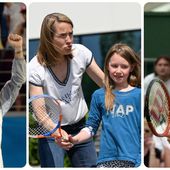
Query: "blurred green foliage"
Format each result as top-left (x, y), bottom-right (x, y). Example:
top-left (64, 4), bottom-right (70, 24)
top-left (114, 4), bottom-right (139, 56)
top-left (29, 138), bottom-right (40, 166)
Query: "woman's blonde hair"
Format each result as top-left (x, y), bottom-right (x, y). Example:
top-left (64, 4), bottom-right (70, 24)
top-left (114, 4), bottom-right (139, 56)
top-left (104, 43), bottom-right (141, 111)
top-left (37, 13), bottom-right (73, 66)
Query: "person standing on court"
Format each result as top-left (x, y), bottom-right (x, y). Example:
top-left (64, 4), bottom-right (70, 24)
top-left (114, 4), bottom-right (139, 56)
top-left (29, 13), bottom-right (104, 167)
top-left (63, 43), bottom-right (141, 167)
top-left (0, 33), bottom-right (26, 167)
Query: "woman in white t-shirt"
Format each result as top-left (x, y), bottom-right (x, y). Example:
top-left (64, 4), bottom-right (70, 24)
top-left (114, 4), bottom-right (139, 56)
top-left (29, 13), bottom-right (104, 167)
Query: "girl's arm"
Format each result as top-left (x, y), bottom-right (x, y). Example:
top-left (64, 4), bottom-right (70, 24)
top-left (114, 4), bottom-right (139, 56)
top-left (69, 127), bottom-right (92, 145)
top-left (56, 127), bottom-right (92, 150)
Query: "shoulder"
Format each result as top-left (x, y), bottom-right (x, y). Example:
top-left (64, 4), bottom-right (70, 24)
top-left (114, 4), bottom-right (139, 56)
top-left (72, 44), bottom-right (93, 67)
top-left (92, 88), bottom-right (105, 97)
top-left (90, 88), bottom-right (105, 105)
top-left (29, 56), bottom-right (45, 77)
top-left (115, 87), bottom-right (141, 97)
top-left (29, 55), bottom-right (38, 66)
top-left (120, 87), bottom-right (141, 97)
top-left (166, 79), bottom-right (170, 84)
top-left (73, 44), bottom-right (90, 51)
top-left (72, 44), bottom-right (92, 56)
top-left (29, 56), bottom-right (44, 70)
top-left (144, 73), bottom-right (155, 81)
top-left (130, 87), bottom-right (141, 101)
top-left (29, 55), bottom-right (38, 65)
top-left (132, 87), bottom-right (141, 94)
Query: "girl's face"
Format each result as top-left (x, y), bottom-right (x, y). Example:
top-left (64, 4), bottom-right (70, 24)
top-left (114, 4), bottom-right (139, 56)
top-left (52, 22), bottom-right (73, 56)
top-left (108, 53), bottom-right (133, 88)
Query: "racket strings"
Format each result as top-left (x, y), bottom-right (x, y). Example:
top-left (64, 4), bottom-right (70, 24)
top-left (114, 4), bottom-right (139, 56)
top-left (148, 82), bottom-right (169, 134)
top-left (29, 97), bottom-right (61, 137)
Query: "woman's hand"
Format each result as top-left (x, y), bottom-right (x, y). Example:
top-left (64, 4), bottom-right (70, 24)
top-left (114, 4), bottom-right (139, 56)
top-left (54, 129), bottom-right (74, 150)
top-left (8, 33), bottom-right (23, 49)
top-left (8, 33), bottom-right (24, 59)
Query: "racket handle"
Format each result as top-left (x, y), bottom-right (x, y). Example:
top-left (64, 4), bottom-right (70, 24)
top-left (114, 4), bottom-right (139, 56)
top-left (58, 127), bottom-right (62, 137)
top-left (58, 114), bottom-right (63, 137)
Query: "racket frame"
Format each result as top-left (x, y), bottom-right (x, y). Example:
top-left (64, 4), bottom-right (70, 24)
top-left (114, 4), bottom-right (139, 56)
top-left (145, 79), bottom-right (170, 137)
top-left (29, 94), bottom-right (63, 139)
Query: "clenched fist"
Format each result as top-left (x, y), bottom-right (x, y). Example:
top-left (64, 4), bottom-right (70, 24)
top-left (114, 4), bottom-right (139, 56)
top-left (7, 33), bottom-right (24, 59)
top-left (8, 33), bottom-right (23, 50)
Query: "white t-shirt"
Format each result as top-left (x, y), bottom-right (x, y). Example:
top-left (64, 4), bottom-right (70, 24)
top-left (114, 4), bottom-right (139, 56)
top-left (144, 73), bottom-right (170, 95)
top-left (29, 44), bottom-right (93, 126)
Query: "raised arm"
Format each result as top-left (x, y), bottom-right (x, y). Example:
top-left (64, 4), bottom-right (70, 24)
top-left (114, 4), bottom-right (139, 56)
top-left (8, 33), bottom-right (24, 59)
top-left (0, 33), bottom-right (26, 115)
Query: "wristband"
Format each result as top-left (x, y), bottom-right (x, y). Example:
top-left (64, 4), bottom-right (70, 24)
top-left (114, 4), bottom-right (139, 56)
top-left (81, 126), bottom-right (94, 137)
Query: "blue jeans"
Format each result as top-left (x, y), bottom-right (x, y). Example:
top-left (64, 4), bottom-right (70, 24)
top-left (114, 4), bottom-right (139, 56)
top-left (38, 118), bottom-right (97, 167)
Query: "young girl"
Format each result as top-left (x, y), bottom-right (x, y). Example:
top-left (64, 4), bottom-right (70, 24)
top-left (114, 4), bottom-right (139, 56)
top-left (66, 43), bottom-right (141, 167)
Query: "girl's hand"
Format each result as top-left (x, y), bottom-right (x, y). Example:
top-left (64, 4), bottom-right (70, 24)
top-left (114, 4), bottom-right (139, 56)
top-left (68, 134), bottom-right (79, 144)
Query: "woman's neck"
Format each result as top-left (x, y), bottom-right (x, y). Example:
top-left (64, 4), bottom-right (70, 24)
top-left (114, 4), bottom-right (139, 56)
top-left (55, 55), bottom-right (67, 65)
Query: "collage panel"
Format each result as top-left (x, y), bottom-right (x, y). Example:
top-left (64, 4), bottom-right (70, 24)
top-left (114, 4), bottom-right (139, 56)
top-left (29, 2), bottom-right (141, 168)
top-left (144, 2), bottom-right (170, 168)
top-left (4, 1), bottom-right (170, 169)
top-left (0, 2), bottom-right (26, 168)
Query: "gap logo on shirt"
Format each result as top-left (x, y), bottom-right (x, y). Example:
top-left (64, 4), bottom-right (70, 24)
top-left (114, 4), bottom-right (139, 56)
top-left (110, 104), bottom-right (134, 117)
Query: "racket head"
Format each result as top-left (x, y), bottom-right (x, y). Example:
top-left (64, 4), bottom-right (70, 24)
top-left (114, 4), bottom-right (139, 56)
top-left (145, 79), bottom-right (170, 137)
top-left (29, 94), bottom-right (62, 138)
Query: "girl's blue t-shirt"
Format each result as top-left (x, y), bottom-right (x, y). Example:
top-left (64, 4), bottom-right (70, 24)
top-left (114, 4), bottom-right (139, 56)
top-left (86, 87), bottom-right (141, 167)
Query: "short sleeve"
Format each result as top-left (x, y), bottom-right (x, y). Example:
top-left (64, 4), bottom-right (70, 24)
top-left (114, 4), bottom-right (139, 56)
top-left (29, 56), bottom-right (44, 86)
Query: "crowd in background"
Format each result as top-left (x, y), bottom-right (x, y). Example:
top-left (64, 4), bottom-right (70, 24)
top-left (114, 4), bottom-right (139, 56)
top-left (0, 2), bottom-right (26, 112)
top-left (0, 3), bottom-right (26, 50)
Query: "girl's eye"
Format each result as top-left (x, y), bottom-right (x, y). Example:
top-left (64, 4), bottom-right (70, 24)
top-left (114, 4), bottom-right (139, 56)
top-left (121, 65), bottom-right (129, 69)
top-left (110, 64), bottom-right (129, 69)
top-left (111, 64), bottom-right (118, 68)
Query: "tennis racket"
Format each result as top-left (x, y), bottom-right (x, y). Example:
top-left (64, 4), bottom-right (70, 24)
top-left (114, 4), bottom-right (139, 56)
top-left (145, 79), bottom-right (170, 137)
top-left (29, 94), bottom-right (63, 139)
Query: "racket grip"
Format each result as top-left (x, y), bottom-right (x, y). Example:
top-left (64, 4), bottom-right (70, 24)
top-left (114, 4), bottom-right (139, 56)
top-left (58, 127), bottom-right (62, 137)
top-left (58, 114), bottom-right (63, 137)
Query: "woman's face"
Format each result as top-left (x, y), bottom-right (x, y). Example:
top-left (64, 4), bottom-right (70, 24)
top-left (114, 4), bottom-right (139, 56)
top-left (108, 53), bottom-right (133, 88)
top-left (155, 58), bottom-right (170, 78)
top-left (52, 22), bottom-right (73, 56)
